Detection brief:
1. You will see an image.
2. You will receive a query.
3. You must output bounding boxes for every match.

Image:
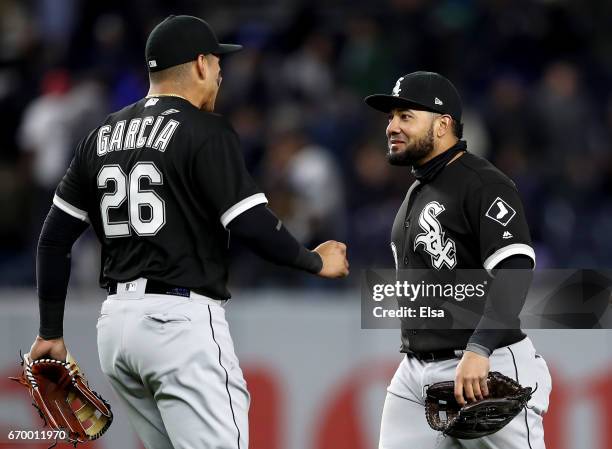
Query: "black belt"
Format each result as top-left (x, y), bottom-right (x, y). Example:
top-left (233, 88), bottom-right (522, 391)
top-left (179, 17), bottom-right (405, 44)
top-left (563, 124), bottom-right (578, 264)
top-left (107, 279), bottom-right (191, 298)
top-left (406, 349), bottom-right (464, 362)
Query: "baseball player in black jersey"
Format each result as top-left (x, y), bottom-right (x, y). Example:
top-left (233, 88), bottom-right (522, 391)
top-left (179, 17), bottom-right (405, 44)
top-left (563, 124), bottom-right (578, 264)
top-left (27, 15), bottom-right (348, 449)
top-left (365, 72), bottom-right (551, 448)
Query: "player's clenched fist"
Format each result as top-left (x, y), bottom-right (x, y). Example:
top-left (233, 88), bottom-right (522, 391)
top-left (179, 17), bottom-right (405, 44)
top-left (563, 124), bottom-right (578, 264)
top-left (313, 240), bottom-right (349, 278)
top-left (29, 336), bottom-right (68, 361)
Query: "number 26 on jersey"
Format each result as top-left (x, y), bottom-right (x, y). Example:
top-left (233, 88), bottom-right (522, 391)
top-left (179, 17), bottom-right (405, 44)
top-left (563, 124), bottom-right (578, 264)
top-left (97, 161), bottom-right (166, 238)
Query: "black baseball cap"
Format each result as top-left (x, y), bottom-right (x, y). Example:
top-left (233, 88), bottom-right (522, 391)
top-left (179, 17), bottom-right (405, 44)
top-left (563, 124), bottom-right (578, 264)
top-left (145, 15), bottom-right (242, 72)
top-left (364, 71), bottom-right (462, 121)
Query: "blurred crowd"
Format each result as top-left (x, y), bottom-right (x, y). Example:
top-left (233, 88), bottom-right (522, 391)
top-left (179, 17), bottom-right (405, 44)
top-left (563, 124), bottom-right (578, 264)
top-left (1, 0), bottom-right (611, 290)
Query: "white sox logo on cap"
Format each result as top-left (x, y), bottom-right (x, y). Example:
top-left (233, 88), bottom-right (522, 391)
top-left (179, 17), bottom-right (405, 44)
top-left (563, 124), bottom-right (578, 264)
top-left (392, 77), bottom-right (404, 97)
top-left (414, 201), bottom-right (457, 269)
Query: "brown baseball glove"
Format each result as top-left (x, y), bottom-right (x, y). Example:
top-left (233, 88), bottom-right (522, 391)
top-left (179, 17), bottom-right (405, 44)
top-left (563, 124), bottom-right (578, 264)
top-left (425, 371), bottom-right (534, 439)
top-left (10, 352), bottom-right (113, 447)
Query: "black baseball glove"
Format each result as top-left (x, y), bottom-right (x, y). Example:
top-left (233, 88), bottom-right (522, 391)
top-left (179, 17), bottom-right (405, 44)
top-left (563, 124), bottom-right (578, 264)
top-left (425, 371), bottom-right (534, 439)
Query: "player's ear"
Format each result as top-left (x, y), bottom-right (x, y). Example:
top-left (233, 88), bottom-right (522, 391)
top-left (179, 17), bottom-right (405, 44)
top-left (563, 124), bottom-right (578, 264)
top-left (436, 115), bottom-right (452, 138)
top-left (195, 54), bottom-right (208, 82)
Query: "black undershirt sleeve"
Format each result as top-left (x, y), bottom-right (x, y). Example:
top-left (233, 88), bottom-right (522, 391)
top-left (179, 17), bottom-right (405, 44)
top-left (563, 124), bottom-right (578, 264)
top-left (228, 204), bottom-right (323, 274)
top-left (37, 205), bottom-right (89, 339)
top-left (466, 255), bottom-right (534, 356)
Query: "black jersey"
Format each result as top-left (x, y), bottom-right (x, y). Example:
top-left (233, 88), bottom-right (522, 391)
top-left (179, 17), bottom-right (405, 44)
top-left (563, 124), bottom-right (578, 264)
top-left (391, 152), bottom-right (535, 352)
top-left (53, 96), bottom-right (267, 299)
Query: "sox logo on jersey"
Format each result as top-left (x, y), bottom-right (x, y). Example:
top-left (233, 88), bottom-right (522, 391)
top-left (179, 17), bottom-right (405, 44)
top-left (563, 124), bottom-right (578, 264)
top-left (414, 201), bottom-right (457, 269)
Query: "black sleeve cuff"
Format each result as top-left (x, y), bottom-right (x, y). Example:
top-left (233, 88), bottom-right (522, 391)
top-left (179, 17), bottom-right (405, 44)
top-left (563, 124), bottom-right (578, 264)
top-left (465, 342), bottom-right (492, 357)
top-left (294, 246), bottom-right (323, 274)
top-left (39, 300), bottom-right (66, 339)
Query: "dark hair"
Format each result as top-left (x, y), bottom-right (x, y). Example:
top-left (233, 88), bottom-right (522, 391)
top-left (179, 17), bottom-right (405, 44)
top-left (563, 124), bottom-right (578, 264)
top-left (432, 112), bottom-right (464, 139)
top-left (452, 119), bottom-right (464, 139)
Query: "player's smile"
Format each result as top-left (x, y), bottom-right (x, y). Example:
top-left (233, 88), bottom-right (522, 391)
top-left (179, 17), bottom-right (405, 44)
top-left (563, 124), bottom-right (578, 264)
top-left (388, 135), bottom-right (408, 152)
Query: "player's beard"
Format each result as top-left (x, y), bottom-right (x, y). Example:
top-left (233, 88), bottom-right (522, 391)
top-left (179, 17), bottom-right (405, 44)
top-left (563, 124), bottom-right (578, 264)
top-left (387, 123), bottom-right (434, 167)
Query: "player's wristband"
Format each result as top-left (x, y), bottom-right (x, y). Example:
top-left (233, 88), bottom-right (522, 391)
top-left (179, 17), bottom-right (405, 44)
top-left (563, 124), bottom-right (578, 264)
top-left (294, 246), bottom-right (323, 274)
top-left (38, 300), bottom-right (65, 339)
top-left (465, 342), bottom-right (492, 358)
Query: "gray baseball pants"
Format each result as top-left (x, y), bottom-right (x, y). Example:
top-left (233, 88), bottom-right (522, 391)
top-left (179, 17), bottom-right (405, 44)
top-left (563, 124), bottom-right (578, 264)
top-left (97, 278), bottom-right (249, 449)
top-left (379, 336), bottom-right (552, 449)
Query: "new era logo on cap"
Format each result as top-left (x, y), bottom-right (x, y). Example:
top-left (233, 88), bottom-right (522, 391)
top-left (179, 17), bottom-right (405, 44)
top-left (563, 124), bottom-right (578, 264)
top-left (149, 60), bottom-right (157, 68)
top-left (434, 97), bottom-right (443, 105)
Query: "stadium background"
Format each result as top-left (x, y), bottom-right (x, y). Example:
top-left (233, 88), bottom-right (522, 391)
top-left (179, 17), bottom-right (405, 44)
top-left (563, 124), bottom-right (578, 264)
top-left (0, 0), bottom-right (611, 448)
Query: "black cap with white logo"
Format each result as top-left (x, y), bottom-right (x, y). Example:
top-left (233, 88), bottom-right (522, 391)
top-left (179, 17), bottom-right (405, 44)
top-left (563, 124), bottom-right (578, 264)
top-left (364, 71), bottom-right (462, 121)
top-left (145, 15), bottom-right (242, 72)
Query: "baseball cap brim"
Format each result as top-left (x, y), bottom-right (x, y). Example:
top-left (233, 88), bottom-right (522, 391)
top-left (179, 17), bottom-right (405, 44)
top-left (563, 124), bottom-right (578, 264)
top-left (364, 94), bottom-right (439, 114)
top-left (213, 43), bottom-right (243, 55)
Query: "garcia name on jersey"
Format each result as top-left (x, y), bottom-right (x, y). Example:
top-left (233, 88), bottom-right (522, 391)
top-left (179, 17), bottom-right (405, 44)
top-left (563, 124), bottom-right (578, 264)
top-left (96, 112), bottom-right (180, 155)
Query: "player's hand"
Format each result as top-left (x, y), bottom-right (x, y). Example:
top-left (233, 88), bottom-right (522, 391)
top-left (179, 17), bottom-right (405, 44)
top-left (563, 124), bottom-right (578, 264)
top-left (313, 240), bottom-right (349, 278)
top-left (29, 336), bottom-right (68, 362)
top-left (454, 351), bottom-right (490, 406)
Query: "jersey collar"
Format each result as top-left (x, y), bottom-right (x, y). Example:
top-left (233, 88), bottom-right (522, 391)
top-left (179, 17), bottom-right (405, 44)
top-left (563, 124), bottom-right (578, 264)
top-left (411, 140), bottom-right (467, 183)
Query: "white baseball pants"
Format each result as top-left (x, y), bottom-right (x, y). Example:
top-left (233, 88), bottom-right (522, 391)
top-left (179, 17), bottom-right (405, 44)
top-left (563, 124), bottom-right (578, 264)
top-left (97, 278), bottom-right (249, 449)
top-left (379, 337), bottom-right (552, 449)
